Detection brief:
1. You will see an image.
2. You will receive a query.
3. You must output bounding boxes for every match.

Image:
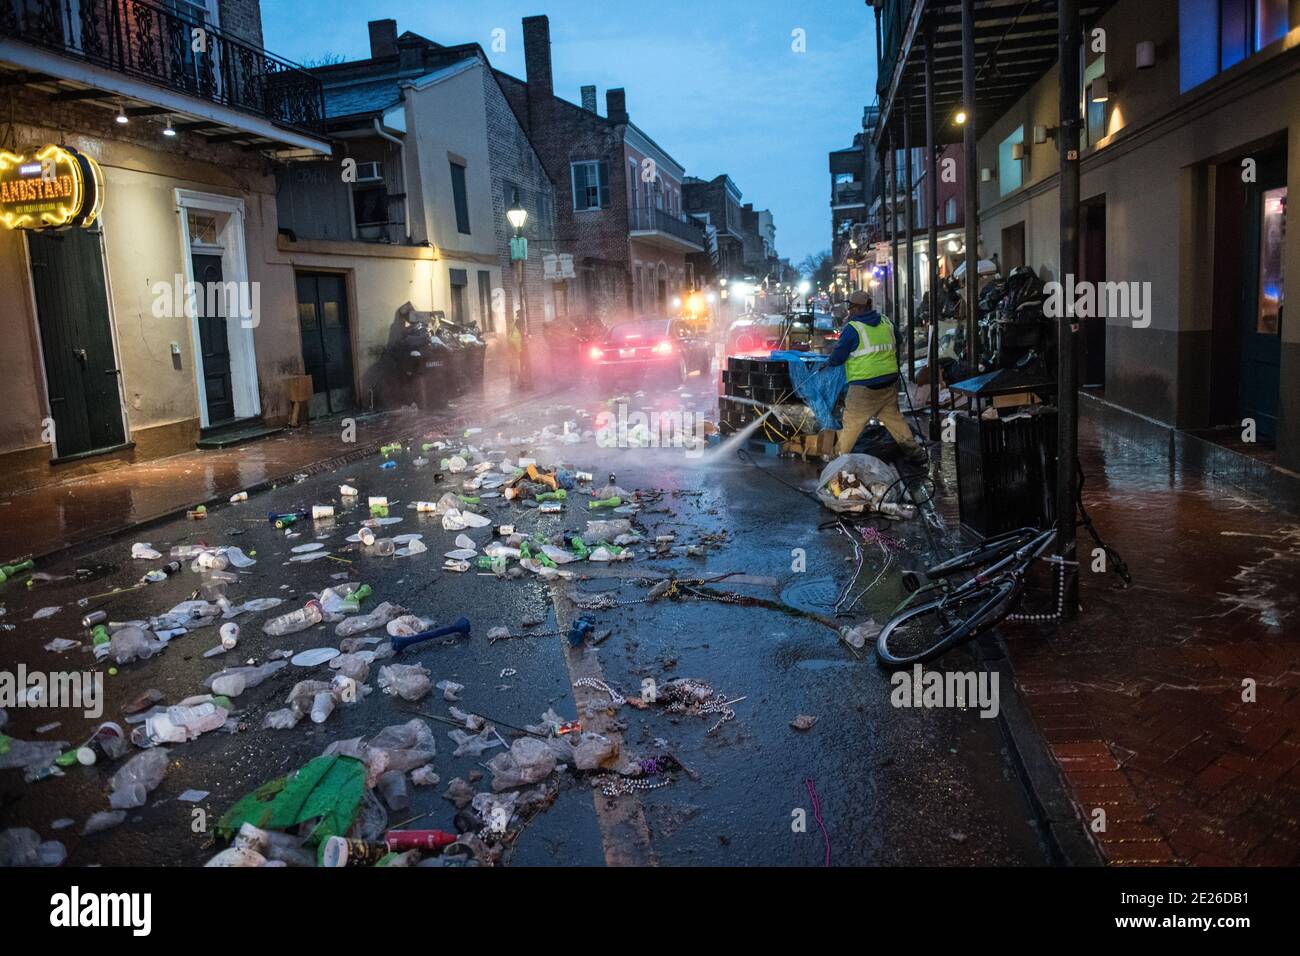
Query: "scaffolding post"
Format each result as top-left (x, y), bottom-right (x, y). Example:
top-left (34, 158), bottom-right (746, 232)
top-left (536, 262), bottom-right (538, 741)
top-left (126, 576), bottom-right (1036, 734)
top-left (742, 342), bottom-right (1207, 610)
top-left (961, 0), bottom-right (979, 370)
top-left (1057, 0), bottom-right (1082, 618)
top-left (925, 16), bottom-right (940, 441)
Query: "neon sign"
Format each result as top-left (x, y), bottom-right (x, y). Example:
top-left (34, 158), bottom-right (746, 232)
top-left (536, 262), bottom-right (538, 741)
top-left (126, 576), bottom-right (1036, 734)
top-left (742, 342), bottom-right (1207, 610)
top-left (0, 144), bottom-right (104, 230)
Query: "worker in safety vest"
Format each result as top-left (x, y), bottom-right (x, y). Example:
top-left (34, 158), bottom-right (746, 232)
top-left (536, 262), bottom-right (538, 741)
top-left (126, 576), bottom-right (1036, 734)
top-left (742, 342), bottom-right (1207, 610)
top-left (825, 290), bottom-right (927, 464)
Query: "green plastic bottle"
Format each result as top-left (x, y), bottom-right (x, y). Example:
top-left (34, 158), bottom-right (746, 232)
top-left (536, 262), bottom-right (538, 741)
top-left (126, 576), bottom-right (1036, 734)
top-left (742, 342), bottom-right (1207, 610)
top-left (536, 489), bottom-right (567, 502)
top-left (341, 584), bottom-right (372, 612)
top-left (569, 537), bottom-right (589, 559)
top-left (588, 496), bottom-right (622, 510)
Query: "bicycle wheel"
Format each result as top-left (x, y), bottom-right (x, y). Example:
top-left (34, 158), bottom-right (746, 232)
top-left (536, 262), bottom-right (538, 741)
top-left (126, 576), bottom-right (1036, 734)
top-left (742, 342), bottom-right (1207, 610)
top-left (875, 578), bottom-right (1019, 669)
top-left (924, 528), bottom-right (1038, 579)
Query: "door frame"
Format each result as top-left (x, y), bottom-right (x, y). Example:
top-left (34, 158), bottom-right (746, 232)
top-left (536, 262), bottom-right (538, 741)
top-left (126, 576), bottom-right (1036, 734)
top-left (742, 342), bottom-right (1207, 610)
top-left (20, 218), bottom-right (131, 462)
top-left (174, 188), bottom-right (260, 428)
top-left (294, 268), bottom-right (358, 415)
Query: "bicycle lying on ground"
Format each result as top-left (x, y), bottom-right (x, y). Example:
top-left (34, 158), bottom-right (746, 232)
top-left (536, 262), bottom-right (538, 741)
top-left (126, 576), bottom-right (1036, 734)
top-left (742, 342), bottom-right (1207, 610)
top-left (874, 464), bottom-right (1132, 669)
top-left (875, 526), bottom-right (1059, 668)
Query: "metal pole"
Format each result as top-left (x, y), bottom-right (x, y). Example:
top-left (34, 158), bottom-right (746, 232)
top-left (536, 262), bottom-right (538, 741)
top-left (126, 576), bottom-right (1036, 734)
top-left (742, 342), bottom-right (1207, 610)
top-left (904, 82), bottom-right (916, 383)
top-left (961, 0), bottom-right (979, 371)
top-left (889, 130), bottom-right (900, 323)
top-left (925, 17), bottom-right (940, 441)
top-left (1057, 0), bottom-right (1081, 616)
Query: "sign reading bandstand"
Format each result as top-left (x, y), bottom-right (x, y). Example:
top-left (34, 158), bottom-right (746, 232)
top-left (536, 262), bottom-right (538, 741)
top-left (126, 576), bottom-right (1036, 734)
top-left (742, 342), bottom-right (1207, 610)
top-left (0, 144), bottom-right (104, 230)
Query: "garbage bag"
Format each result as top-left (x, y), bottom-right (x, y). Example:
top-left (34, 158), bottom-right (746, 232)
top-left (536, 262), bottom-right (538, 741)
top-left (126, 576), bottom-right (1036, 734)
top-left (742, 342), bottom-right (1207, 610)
top-left (815, 453), bottom-right (901, 513)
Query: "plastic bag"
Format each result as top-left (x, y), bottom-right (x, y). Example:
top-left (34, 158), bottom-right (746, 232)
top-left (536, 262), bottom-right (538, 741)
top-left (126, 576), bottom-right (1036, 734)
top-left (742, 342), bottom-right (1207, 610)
top-left (377, 664), bottom-right (431, 701)
top-left (487, 737), bottom-right (557, 791)
top-left (108, 748), bottom-right (170, 809)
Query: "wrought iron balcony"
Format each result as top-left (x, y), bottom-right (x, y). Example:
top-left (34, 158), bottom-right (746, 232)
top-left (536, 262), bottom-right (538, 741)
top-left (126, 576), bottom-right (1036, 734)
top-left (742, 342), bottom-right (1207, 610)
top-left (628, 205), bottom-right (705, 249)
top-left (0, 0), bottom-right (325, 136)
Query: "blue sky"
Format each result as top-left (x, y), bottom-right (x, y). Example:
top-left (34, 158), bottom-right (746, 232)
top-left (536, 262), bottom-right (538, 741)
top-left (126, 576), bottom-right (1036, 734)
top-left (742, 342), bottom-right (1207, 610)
top-left (261, 0), bottom-right (877, 266)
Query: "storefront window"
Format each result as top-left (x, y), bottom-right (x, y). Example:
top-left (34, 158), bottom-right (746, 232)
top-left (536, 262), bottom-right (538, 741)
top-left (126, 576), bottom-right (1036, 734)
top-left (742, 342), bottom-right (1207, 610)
top-left (1257, 187), bottom-right (1286, 336)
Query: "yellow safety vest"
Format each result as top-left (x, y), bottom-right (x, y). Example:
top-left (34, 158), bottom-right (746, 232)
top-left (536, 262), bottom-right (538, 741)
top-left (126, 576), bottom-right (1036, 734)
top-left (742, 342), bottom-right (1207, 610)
top-left (844, 318), bottom-right (898, 381)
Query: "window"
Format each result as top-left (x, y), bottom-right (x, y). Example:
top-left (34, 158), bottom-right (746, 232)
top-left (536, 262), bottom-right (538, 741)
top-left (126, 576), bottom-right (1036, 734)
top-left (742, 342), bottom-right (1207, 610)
top-left (353, 186), bottom-right (388, 227)
top-left (999, 127), bottom-right (1024, 197)
top-left (945, 197), bottom-right (957, 224)
top-left (537, 189), bottom-right (553, 240)
top-left (572, 160), bottom-right (609, 211)
top-left (1256, 187), bottom-right (1286, 336)
top-left (449, 268), bottom-right (468, 325)
top-left (1180, 0), bottom-right (1289, 92)
top-left (450, 161), bottom-right (471, 235)
top-left (629, 159), bottom-right (639, 211)
top-left (477, 270), bottom-right (493, 332)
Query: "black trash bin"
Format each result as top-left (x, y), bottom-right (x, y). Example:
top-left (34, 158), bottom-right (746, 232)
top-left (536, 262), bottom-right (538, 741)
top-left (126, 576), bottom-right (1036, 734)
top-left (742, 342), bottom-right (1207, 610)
top-left (954, 406), bottom-right (1058, 540)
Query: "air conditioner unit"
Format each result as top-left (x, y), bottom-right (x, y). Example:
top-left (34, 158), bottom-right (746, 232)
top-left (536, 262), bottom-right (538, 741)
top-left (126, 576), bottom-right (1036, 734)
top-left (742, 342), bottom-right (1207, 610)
top-left (355, 161), bottom-right (383, 183)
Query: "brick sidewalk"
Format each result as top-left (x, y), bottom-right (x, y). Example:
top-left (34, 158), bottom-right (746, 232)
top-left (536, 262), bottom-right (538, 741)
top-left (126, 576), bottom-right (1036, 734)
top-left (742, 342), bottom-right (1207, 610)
top-left (994, 421), bottom-right (1300, 865)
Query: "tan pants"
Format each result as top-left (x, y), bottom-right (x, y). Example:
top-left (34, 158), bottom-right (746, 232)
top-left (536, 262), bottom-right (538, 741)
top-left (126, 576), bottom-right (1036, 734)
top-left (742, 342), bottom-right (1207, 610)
top-left (837, 383), bottom-right (921, 457)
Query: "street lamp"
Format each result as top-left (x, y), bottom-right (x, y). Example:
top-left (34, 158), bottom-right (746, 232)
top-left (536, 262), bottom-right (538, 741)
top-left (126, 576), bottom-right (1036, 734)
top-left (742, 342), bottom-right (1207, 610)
top-left (506, 200), bottom-right (531, 388)
top-left (507, 202), bottom-right (528, 233)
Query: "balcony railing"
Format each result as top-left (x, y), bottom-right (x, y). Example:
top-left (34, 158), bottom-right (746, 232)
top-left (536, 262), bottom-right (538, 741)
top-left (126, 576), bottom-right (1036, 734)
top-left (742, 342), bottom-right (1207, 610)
top-left (628, 205), bottom-right (705, 246)
top-left (0, 0), bottom-right (325, 136)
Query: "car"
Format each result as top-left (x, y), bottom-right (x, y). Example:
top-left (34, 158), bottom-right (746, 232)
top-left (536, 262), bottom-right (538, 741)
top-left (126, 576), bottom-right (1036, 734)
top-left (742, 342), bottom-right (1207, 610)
top-left (725, 312), bottom-right (813, 356)
top-left (587, 317), bottom-right (713, 387)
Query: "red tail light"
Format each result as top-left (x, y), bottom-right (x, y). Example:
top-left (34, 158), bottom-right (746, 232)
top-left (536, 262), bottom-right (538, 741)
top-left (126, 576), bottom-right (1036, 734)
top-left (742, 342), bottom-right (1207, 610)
top-left (653, 340), bottom-right (674, 355)
top-left (588, 345), bottom-right (605, 360)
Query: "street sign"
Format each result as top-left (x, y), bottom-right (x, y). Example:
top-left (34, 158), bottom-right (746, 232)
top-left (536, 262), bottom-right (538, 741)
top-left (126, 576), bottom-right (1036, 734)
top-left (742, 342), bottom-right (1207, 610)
top-left (875, 242), bottom-right (890, 265)
top-left (510, 235), bottom-right (528, 261)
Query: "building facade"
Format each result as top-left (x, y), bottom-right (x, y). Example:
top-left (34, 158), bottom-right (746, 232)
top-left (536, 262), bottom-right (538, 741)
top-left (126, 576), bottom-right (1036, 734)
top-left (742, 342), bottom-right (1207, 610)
top-left (496, 15), bottom-right (704, 324)
top-left (971, 0), bottom-right (1298, 468)
top-left (0, 0), bottom-right (330, 488)
top-left (272, 21), bottom-right (559, 411)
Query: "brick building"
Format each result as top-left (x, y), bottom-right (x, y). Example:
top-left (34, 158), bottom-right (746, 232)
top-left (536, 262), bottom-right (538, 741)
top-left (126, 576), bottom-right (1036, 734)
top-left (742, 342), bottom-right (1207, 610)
top-left (683, 173), bottom-right (746, 280)
top-left (495, 15), bottom-right (704, 324)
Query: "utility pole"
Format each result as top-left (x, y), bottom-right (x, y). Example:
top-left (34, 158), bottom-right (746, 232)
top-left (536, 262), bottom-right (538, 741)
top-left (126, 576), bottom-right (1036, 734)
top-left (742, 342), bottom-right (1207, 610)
top-left (1057, 0), bottom-right (1082, 617)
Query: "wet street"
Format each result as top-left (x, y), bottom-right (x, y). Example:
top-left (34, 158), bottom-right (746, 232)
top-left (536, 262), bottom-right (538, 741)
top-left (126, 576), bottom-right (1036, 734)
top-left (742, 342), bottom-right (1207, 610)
top-left (0, 374), bottom-right (1052, 867)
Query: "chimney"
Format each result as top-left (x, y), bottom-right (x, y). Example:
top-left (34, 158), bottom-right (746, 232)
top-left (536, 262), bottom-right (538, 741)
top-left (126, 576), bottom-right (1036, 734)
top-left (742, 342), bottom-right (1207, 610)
top-left (368, 19), bottom-right (398, 59)
top-left (523, 15), bottom-right (553, 130)
top-left (580, 85), bottom-right (597, 112)
top-left (606, 88), bottom-right (627, 125)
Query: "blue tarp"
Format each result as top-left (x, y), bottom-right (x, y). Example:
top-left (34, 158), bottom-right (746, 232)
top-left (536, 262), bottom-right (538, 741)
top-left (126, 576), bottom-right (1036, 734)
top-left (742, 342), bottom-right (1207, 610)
top-left (768, 351), bottom-right (845, 430)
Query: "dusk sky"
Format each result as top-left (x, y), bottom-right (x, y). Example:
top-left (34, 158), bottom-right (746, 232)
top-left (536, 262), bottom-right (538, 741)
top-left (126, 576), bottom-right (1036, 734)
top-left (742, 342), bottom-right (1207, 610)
top-left (262, 0), bottom-right (879, 269)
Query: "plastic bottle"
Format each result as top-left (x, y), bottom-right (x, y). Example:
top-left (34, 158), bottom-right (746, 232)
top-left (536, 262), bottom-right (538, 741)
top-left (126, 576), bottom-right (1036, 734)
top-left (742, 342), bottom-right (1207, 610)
top-left (341, 584), bottom-right (373, 612)
top-left (569, 537), bottom-right (590, 559)
top-left (536, 489), bottom-right (567, 502)
top-left (0, 558), bottom-right (36, 582)
top-left (589, 496), bottom-right (622, 510)
top-left (262, 600), bottom-right (324, 637)
top-left (310, 691), bottom-right (335, 724)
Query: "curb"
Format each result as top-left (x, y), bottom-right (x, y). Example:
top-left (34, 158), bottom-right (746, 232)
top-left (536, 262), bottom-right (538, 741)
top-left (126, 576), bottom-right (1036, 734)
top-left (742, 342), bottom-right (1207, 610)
top-left (975, 632), bottom-right (1102, 866)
